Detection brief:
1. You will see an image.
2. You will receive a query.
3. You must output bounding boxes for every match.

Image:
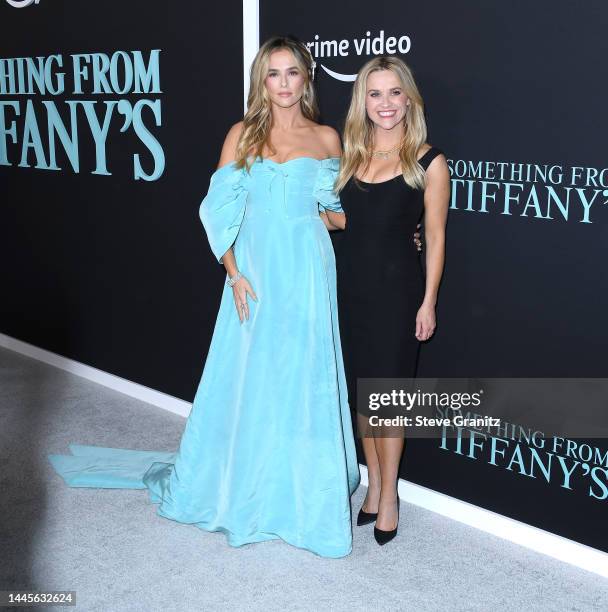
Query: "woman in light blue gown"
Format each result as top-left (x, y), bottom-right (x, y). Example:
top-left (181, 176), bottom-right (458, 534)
top-left (48, 36), bottom-right (360, 558)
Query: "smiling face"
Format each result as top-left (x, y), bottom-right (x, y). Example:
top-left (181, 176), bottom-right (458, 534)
top-left (264, 48), bottom-right (306, 109)
top-left (365, 69), bottom-right (410, 131)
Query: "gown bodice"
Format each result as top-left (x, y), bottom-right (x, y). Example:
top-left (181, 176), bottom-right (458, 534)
top-left (200, 156), bottom-right (343, 263)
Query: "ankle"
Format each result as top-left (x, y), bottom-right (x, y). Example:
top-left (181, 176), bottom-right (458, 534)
top-left (366, 473), bottom-right (381, 491)
top-left (379, 489), bottom-right (398, 503)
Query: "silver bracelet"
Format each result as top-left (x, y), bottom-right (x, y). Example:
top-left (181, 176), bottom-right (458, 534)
top-left (226, 271), bottom-right (242, 287)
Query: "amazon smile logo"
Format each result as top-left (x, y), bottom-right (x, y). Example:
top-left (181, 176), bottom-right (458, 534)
top-left (306, 30), bottom-right (412, 82)
top-left (6, 0), bottom-right (40, 6)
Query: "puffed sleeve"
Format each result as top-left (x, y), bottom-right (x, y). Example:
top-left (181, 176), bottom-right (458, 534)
top-left (313, 157), bottom-right (344, 214)
top-left (199, 162), bottom-right (248, 263)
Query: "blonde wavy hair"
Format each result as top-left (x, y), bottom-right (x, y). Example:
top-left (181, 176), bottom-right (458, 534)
top-left (336, 56), bottom-right (427, 192)
top-left (235, 36), bottom-right (319, 171)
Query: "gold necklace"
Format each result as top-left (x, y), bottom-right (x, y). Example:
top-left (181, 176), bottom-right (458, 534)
top-left (371, 145), bottom-right (401, 160)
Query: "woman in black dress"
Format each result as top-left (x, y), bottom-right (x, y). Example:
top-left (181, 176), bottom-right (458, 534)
top-left (322, 56), bottom-right (450, 545)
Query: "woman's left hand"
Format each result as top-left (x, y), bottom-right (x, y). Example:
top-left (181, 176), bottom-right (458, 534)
top-left (416, 303), bottom-right (436, 341)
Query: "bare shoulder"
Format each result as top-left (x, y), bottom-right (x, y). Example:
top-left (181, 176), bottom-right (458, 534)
top-left (217, 121), bottom-right (245, 168)
top-left (313, 124), bottom-right (342, 157)
top-left (227, 120), bottom-right (244, 139)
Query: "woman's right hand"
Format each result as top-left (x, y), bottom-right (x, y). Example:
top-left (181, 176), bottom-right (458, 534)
top-left (232, 275), bottom-right (258, 322)
top-left (413, 223), bottom-right (423, 252)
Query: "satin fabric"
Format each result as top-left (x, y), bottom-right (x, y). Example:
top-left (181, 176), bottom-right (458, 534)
top-left (48, 156), bottom-right (360, 558)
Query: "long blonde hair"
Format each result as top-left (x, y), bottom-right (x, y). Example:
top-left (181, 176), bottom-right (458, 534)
top-left (336, 56), bottom-right (427, 192)
top-left (235, 36), bottom-right (319, 171)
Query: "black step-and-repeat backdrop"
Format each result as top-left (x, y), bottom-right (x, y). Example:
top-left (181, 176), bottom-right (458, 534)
top-left (260, 0), bottom-right (608, 552)
top-left (2, 0), bottom-right (607, 555)
top-left (1, 1), bottom-right (243, 397)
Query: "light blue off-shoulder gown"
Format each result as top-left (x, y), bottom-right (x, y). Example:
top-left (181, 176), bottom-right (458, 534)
top-left (48, 156), bottom-right (361, 558)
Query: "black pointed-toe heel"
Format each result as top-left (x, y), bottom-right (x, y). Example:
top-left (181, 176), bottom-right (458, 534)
top-left (374, 498), bottom-right (400, 545)
top-left (356, 506), bottom-right (378, 526)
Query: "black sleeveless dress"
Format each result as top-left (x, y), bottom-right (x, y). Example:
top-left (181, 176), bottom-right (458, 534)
top-left (335, 146), bottom-right (443, 426)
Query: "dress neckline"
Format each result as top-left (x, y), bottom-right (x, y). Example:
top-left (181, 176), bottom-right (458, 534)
top-left (254, 156), bottom-right (339, 166)
top-left (355, 174), bottom-right (402, 186)
top-left (354, 147), bottom-right (437, 185)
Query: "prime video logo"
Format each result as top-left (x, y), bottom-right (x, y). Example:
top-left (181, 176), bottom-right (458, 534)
top-left (306, 30), bottom-right (412, 82)
top-left (6, 0), bottom-right (40, 7)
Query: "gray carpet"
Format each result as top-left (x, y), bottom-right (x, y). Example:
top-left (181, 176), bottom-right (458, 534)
top-left (1, 346), bottom-right (607, 612)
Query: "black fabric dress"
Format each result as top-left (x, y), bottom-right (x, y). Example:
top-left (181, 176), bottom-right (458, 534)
top-left (335, 146), bottom-right (443, 437)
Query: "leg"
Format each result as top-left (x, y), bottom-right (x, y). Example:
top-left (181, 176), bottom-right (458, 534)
top-left (357, 412), bottom-right (381, 513)
top-left (374, 434), bottom-right (404, 531)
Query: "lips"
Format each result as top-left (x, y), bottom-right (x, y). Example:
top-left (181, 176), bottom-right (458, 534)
top-left (278, 92), bottom-right (292, 97)
top-left (378, 110), bottom-right (397, 117)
